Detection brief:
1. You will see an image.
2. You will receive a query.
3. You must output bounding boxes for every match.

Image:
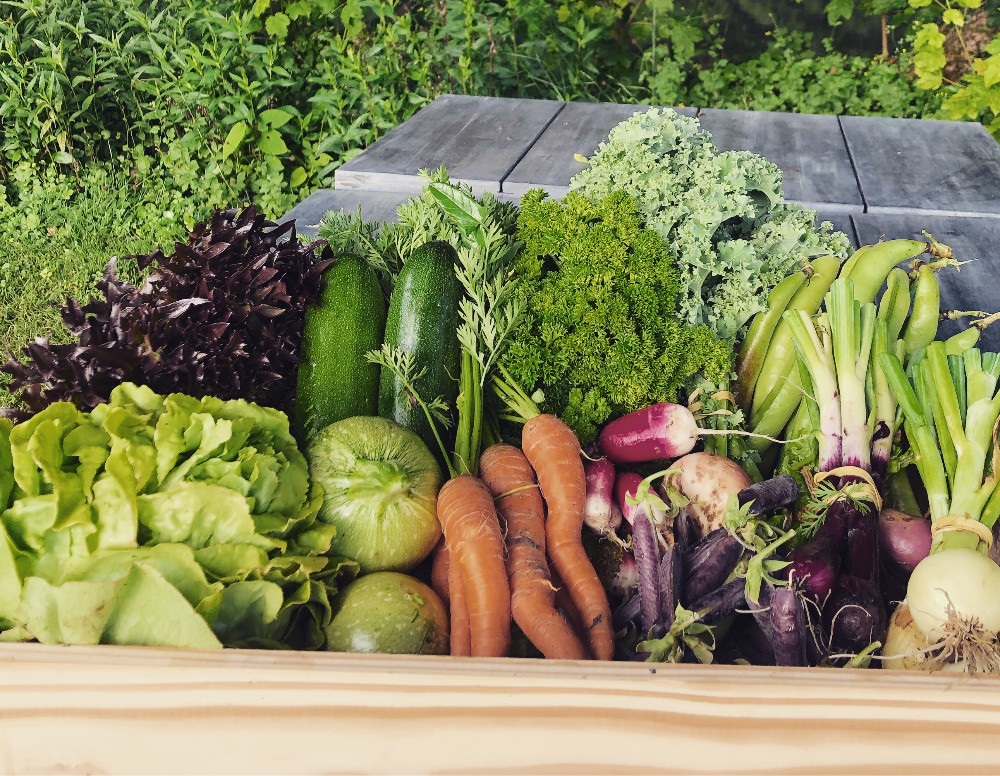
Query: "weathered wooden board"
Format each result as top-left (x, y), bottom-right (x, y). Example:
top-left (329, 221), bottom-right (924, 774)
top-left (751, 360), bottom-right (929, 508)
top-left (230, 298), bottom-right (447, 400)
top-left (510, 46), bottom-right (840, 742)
top-left (695, 108), bottom-right (864, 212)
top-left (3, 643), bottom-right (1000, 775)
top-left (853, 212), bottom-right (1000, 351)
top-left (502, 102), bottom-right (697, 197)
top-left (841, 116), bottom-right (1000, 216)
top-left (816, 208), bottom-right (860, 247)
top-left (281, 188), bottom-right (415, 237)
top-left (334, 94), bottom-right (564, 195)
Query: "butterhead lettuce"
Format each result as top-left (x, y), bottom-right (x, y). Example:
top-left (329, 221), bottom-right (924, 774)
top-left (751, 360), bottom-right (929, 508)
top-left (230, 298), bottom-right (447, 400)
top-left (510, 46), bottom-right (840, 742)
top-left (0, 383), bottom-right (356, 649)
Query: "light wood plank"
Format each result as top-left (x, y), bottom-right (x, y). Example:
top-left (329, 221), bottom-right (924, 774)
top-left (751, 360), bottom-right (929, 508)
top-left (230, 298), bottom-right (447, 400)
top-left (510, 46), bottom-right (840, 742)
top-left (842, 115), bottom-right (1000, 216)
top-left (502, 102), bottom-right (697, 197)
top-left (853, 212), bottom-right (1000, 351)
top-left (2, 643), bottom-right (1000, 775)
top-left (281, 188), bottom-right (416, 236)
top-left (334, 94), bottom-right (564, 195)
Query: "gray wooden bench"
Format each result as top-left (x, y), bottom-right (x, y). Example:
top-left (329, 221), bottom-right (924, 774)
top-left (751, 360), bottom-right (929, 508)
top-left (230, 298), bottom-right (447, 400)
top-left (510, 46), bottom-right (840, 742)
top-left (285, 94), bottom-right (1000, 324)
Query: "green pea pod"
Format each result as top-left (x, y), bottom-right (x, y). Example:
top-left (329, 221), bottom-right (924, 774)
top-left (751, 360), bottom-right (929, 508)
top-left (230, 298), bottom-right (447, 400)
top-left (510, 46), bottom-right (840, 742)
top-left (878, 267), bottom-right (911, 343)
top-left (945, 325), bottom-right (981, 356)
top-left (901, 264), bottom-right (941, 360)
top-left (750, 255), bottom-right (842, 422)
top-left (735, 269), bottom-right (808, 413)
top-left (842, 238), bottom-right (931, 305)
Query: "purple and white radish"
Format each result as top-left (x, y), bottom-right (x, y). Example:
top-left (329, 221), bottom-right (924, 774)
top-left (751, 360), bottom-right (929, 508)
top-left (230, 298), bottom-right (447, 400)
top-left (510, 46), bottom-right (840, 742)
top-left (598, 402), bottom-right (703, 464)
top-left (584, 456), bottom-right (620, 537)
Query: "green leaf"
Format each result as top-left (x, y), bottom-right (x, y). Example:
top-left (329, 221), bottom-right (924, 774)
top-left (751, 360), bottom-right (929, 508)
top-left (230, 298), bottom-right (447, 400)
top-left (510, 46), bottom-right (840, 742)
top-left (259, 108), bottom-right (293, 129)
top-left (825, 0), bottom-right (854, 25)
top-left (265, 12), bottom-right (290, 41)
top-left (257, 129), bottom-right (289, 156)
top-left (251, 0), bottom-right (271, 17)
top-left (290, 166), bottom-right (308, 187)
top-left (52, 151), bottom-right (75, 165)
top-left (427, 182), bottom-right (485, 234)
top-left (942, 8), bottom-right (966, 26)
top-left (222, 121), bottom-right (248, 160)
top-left (340, 0), bottom-right (363, 37)
top-left (957, 0), bottom-right (983, 7)
top-left (980, 55), bottom-right (1000, 88)
top-left (908, 0), bottom-right (932, 7)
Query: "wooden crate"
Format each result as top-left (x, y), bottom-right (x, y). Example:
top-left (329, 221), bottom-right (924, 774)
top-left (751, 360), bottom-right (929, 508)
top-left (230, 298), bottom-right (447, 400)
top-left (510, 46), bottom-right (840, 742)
top-left (3, 642), bottom-right (1000, 774)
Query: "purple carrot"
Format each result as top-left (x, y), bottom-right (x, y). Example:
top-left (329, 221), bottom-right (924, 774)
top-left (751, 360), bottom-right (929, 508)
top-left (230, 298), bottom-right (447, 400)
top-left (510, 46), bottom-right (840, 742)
top-left (823, 573), bottom-right (887, 659)
top-left (657, 545), bottom-right (681, 630)
top-left (584, 456), bottom-right (619, 537)
top-left (631, 512), bottom-right (661, 635)
top-left (737, 475), bottom-right (801, 515)
top-left (768, 585), bottom-right (809, 667)
top-left (690, 577), bottom-right (747, 626)
top-left (682, 527), bottom-right (745, 605)
top-left (598, 402), bottom-right (706, 464)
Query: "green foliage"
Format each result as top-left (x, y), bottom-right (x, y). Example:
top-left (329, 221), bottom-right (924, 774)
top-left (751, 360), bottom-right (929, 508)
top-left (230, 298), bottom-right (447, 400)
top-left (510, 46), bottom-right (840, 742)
top-left (569, 108), bottom-right (852, 346)
top-left (0, 160), bottom-right (193, 409)
top-left (502, 188), bottom-right (732, 442)
top-left (681, 30), bottom-right (943, 116)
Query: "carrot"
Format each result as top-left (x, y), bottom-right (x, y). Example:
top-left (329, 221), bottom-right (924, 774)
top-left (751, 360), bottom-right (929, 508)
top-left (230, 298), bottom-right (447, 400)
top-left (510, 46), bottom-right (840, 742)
top-left (479, 443), bottom-right (590, 661)
top-left (447, 543), bottom-right (472, 656)
top-left (521, 414), bottom-right (615, 661)
top-left (437, 474), bottom-right (511, 657)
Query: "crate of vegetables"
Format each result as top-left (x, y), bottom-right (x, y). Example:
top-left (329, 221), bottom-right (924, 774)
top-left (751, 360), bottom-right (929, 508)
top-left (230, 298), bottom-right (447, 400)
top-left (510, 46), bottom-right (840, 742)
top-left (4, 108), bottom-right (1000, 773)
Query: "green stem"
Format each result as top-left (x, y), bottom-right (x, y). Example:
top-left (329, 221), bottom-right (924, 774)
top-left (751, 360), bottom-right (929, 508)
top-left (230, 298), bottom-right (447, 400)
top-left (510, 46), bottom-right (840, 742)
top-left (491, 363), bottom-right (541, 423)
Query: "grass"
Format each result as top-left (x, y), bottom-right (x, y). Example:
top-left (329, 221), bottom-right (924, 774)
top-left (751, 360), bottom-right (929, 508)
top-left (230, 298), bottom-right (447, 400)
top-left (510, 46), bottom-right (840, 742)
top-left (0, 163), bottom-right (196, 410)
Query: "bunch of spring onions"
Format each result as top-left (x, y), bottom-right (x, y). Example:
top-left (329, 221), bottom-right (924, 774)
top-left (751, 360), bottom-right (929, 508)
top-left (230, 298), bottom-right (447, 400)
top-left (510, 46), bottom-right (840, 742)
top-left (879, 342), bottom-right (1000, 673)
top-left (782, 278), bottom-right (889, 660)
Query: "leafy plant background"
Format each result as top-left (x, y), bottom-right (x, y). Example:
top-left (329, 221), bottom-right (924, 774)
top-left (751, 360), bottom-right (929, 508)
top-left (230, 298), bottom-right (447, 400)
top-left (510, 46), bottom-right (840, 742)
top-left (1, 0), bottom-right (997, 406)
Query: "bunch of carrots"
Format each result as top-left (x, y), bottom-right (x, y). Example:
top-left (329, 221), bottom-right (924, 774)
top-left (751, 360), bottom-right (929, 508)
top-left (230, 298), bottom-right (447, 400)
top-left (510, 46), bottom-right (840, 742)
top-left (430, 413), bottom-right (615, 661)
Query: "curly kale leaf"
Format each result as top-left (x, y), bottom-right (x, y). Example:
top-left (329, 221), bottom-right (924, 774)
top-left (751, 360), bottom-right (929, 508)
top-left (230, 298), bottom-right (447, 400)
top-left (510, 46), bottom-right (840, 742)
top-left (502, 189), bottom-right (731, 442)
top-left (569, 108), bottom-right (852, 346)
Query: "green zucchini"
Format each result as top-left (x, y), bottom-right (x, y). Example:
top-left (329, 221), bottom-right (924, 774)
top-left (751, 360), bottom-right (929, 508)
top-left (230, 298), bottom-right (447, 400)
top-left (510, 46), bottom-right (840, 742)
top-left (379, 240), bottom-right (463, 458)
top-left (295, 254), bottom-right (387, 438)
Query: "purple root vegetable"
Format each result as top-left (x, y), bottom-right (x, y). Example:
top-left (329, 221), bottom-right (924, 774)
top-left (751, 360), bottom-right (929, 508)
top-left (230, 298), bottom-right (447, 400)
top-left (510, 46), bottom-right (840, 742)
top-left (747, 581), bottom-right (809, 667)
top-left (768, 585), bottom-right (809, 667)
top-left (823, 574), bottom-right (887, 659)
top-left (877, 508), bottom-right (931, 576)
top-left (682, 527), bottom-right (746, 605)
top-left (787, 501), bottom-right (850, 600)
top-left (689, 577), bottom-right (747, 626)
top-left (657, 545), bottom-right (681, 631)
top-left (598, 402), bottom-right (705, 464)
top-left (737, 474), bottom-right (801, 516)
top-left (584, 456), bottom-right (619, 536)
top-left (632, 512), bottom-right (662, 635)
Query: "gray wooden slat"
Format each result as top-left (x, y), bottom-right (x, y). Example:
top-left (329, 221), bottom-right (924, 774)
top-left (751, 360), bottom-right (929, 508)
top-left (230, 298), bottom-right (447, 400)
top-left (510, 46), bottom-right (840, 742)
top-left (841, 116), bottom-right (1000, 217)
top-left (281, 189), bottom-right (416, 237)
top-left (815, 209), bottom-right (860, 248)
top-left (502, 102), bottom-right (697, 197)
top-left (695, 108), bottom-right (863, 212)
top-left (334, 94), bottom-right (564, 195)
top-left (853, 213), bottom-right (1000, 351)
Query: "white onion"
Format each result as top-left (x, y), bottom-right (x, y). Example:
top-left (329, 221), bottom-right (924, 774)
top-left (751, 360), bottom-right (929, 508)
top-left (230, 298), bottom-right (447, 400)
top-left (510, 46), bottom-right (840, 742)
top-left (906, 548), bottom-right (1000, 640)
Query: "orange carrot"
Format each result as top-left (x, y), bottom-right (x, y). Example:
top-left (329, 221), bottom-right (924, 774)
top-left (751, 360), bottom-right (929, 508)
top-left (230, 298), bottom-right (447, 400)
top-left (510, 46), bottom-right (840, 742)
top-left (437, 474), bottom-right (511, 658)
top-left (479, 443), bottom-right (590, 661)
top-left (447, 543), bottom-right (472, 656)
top-left (521, 414), bottom-right (615, 661)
